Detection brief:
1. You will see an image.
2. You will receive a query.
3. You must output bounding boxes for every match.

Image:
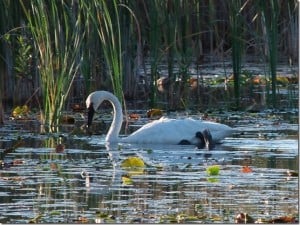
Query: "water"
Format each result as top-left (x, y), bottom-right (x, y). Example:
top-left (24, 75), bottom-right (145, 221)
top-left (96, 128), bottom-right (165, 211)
top-left (0, 109), bottom-right (298, 223)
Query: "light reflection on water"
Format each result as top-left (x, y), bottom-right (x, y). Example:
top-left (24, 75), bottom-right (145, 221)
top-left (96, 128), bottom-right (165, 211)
top-left (0, 115), bottom-right (298, 223)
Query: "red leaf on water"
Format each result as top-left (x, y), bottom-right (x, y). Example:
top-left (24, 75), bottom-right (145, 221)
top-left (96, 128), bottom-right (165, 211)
top-left (129, 113), bottom-right (140, 120)
top-left (269, 216), bottom-right (296, 223)
top-left (241, 166), bottom-right (253, 173)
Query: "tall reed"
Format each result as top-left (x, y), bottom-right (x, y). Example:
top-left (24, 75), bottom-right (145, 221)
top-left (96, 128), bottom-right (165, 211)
top-left (82, 0), bottom-right (123, 101)
top-left (119, 3), bottom-right (143, 99)
top-left (162, 1), bottom-right (176, 109)
top-left (20, 0), bottom-right (84, 132)
top-left (148, 0), bottom-right (161, 107)
top-left (228, 0), bottom-right (244, 109)
top-left (259, 0), bottom-right (279, 108)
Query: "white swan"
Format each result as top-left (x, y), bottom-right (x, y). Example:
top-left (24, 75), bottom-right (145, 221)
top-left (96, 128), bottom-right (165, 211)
top-left (86, 91), bottom-right (234, 144)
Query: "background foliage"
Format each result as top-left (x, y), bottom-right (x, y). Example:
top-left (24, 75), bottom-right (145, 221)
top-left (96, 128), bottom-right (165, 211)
top-left (0, 0), bottom-right (298, 123)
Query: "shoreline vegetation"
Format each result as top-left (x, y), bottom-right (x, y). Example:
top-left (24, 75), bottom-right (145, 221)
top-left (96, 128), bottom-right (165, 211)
top-left (0, 0), bottom-right (298, 132)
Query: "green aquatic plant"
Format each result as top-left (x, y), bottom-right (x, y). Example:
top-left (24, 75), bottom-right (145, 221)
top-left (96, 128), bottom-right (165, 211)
top-left (206, 165), bottom-right (220, 176)
top-left (148, 0), bottom-right (161, 107)
top-left (82, 0), bottom-right (123, 101)
top-left (228, 0), bottom-right (244, 109)
top-left (255, 0), bottom-right (281, 108)
top-left (20, 0), bottom-right (84, 132)
top-left (259, 0), bottom-right (280, 108)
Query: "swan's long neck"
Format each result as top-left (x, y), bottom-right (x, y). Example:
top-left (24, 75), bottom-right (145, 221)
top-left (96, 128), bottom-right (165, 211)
top-left (105, 92), bottom-right (123, 143)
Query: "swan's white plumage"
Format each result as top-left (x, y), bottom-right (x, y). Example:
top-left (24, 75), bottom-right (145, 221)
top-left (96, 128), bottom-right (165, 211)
top-left (86, 91), bottom-right (234, 144)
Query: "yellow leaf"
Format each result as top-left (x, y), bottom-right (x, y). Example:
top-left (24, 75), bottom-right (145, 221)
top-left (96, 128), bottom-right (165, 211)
top-left (147, 108), bottom-right (163, 118)
top-left (12, 106), bottom-right (21, 117)
top-left (12, 105), bottom-right (29, 118)
top-left (122, 175), bottom-right (133, 185)
top-left (121, 156), bottom-right (145, 176)
top-left (121, 156), bottom-right (145, 168)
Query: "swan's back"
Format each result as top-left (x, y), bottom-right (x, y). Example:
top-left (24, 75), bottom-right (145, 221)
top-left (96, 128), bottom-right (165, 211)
top-left (123, 117), bottom-right (233, 144)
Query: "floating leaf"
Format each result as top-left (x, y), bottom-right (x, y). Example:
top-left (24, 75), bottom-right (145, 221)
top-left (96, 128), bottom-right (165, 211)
top-left (28, 214), bottom-right (42, 223)
top-left (74, 216), bottom-right (89, 223)
top-left (12, 105), bottom-right (29, 118)
top-left (147, 108), bottom-right (163, 118)
top-left (12, 159), bottom-right (25, 166)
top-left (252, 75), bottom-right (267, 85)
top-left (268, 216), bottom-right (296, 223)
top-left (55, 144), bottom-right (65, 153)
top-left (129, 113), bottom-right (140, 120)
top-left (121, 156), bottom-right (145, 176)
top-left (276, 76), bottom-right (289, 86)
top-left (60, 115), bottom-right (75, 124)
top-left (121, 156), bottom-right (145, 168)
top-left (50, 210), bottom-right (61, 216)
top-left (206, 165), bottom-right (220, 176)
top-left (287, 170), bottom-right (298, 177)
top-left (72, 104), bottom-right (85, 112)
top-left (241, 165), bottom-right (253, 173)
top-left (95, 213), bottom-right (115, 223)
top-left (234, 213), bottom-right (255, 223)
top-left (122, 175), bottom-right (133, 185)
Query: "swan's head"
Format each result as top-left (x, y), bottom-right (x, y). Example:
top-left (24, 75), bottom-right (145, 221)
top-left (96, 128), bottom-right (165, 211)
top-left (86, 91), bottom-right (106, 128)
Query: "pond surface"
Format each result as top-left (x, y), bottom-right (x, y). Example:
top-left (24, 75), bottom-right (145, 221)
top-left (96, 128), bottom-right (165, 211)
top-left (0, 110), bottom-right (298, 223)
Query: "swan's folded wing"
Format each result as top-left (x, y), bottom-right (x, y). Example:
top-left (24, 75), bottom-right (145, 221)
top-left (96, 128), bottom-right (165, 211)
top-left (124, 118), bottom-right (196, 144)
top-left (123, 118), bottom-right (233, 144)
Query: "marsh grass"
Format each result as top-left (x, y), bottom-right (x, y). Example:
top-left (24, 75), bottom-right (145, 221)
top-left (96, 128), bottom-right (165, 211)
top-left (20, 0), bottom-right (84, 132)
top-left (259, 0), bottom-right (280, 108)
top-left (148, 0), bottom-right (161, 107)
top-left (82, 0), bottom-right (123, 102)
top-left (228, 0), bottom-right (244, 109)
top-left (0, 1), bottom-right (297, 119)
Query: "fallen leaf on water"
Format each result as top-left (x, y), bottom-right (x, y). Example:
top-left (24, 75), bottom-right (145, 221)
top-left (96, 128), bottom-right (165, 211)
top-left (50, 163), bottom-right (57, 171)
top-left (1, 176), bottom-right (25, 182)
top-left (121, 156), bottom-right (145, 176)
top-left (55, 144), bottom-right (65, 153)
top-left (95, 213), bottom-right (116, 223)
top-left (268, 216), bottom-right (296, 223)
top-left (74, 216), bottom-right (89, 223)
top-left (60, 115), bottom-right (75, 124)
top-left (12, 105), bottom-right (30, 118)
top-left (122, 174), bottom-right (133, 185)
top-left (50, 210), bottom-right (61, 216)
top-left (28, 214), bottom-right (42, 223)
top-left (147, 108), bottom-right (163, 118)
top-left (13, 159), bottom-right (25, 166)
top-left (129, 113), bottom-right (140, 120)
top-left (287, 170), bottom-right (298, 177)
top-left (235, 213), bottom-right (255, 223)
top-left (72, 104), bottom-right (85, 112)
top-left (241, 165), bottom-right (253, 173)
top-left (121, 156), bottom-right (145, 168)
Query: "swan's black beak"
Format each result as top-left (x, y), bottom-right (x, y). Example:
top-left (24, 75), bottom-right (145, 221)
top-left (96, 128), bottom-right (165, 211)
top-left (87, 103), bottom-right (95, 128)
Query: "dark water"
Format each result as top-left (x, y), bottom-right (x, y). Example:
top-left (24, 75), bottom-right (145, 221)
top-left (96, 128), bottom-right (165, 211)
top-left (0, 109), bottom-right (298, 223)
